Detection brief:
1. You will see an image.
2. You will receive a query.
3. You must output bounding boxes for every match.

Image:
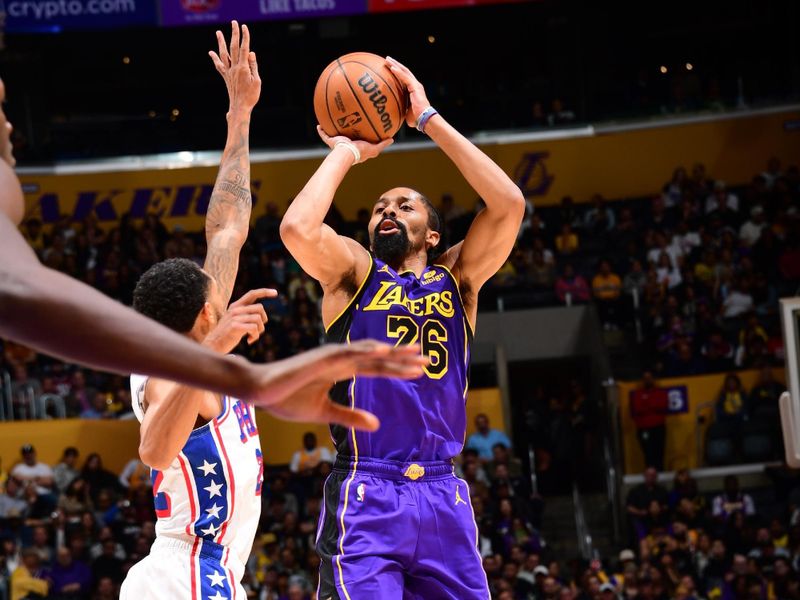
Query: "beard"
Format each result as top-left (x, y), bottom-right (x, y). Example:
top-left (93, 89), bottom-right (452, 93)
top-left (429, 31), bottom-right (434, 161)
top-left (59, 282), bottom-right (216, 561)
top-left (372, 218), bottom-right (413, 264)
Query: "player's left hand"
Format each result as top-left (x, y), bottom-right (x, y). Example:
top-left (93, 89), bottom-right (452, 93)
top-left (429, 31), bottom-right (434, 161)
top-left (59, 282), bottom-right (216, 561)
top-left (203, 288), bottom-right (277, 354)
top-left (209, 21), bottom-right (262, 115)
top-left (385, 56), bottom-right (431, 128)
top-left (316, 125), bottom-right (393, 163)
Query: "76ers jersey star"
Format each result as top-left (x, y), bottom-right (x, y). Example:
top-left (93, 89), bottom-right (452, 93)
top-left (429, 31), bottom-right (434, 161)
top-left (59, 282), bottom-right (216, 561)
top-left (130, 374), bottom-right (263, 568)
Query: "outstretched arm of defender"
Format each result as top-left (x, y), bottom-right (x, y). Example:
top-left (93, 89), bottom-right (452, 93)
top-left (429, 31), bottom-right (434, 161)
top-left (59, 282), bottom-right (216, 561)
top-left (205, 21), bottom-right (261, 305)
top-left (387, 58), bottom-right (525, 296)
top-left (280, 128), bottom-right (391, 290)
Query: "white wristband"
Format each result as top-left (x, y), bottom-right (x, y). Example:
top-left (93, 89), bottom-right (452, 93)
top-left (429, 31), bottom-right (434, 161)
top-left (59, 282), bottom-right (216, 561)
top-left (334, 141), bottom-right (361, 165)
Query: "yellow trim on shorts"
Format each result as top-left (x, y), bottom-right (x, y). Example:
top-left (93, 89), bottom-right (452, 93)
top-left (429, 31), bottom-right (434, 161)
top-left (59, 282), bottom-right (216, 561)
top-left (324, 254), bottom-right (374, 334)
top-left (335, 332), bottom-right (358, 600)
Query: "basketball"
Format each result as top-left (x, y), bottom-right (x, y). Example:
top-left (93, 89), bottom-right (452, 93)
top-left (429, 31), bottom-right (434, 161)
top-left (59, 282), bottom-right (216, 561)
top-left (314, 52), bottom-right (409, 144)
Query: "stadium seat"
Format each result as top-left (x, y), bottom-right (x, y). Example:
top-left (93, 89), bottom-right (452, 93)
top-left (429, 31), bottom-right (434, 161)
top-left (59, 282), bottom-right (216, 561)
top-left (705, 422), bottom-right (737, 465)
top-left (741, 419), bottom-right (774, 462)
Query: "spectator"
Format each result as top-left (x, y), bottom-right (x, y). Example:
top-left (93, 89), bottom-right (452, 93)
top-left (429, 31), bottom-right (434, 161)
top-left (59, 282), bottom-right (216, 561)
top-left (48, 545), bottom-right (92, 599)
top-left (92, 576), bottom-right (117, 600)
top-left (665, 340), bottom-right (705, 377)
top-left (118, 459), bottom-right (150, 491)
top-left (555, 223), bottom-right (579, 255)
top-left (700, 331), bottom-right (735, 373)
top-left (626, 467), bottom-right (669, 539)
top-left (529, 250), bottom-right (556, 289)
top-left (0, 478), bottom-right (27, 520)
top-left (10, 549), bottom-right (48, 600)
top-left (646, 196), bottom-right (676, 232)
top-left (739, 205), bottom-right (768, 247)
top-left (466, 414), bottom-right (512, 462)
top-left (583, 194), bottom-right (616, 234)
top-left (58, 478), bottom-right (93, 519)
top-left (629, 372), bottom-right (668, 470)
top-left (655, 252), bottom-right (682, 290)
top-left (662, 167), bottom-right (688, 208)
top-left (289, 433), bottom-right (333, 476)
top-left (555, 264), bottom-right (590, 304)
top-left (79, 392), bottom-right (112, 420)
top-left (705, 181), bottom-right (740, 214)
top-left (721, 278), bottom-right (754, 319)
top-left (91, 539), bottom-right (124, 586)
top-left (623, 259), bottom-right (647, 299)
top-left (761, 157), bottom-right (783, 190)
top-left (80, 455), bottom-right (122, 505)
top-left (748, 364), bottom-right (785, 421)
top-left (10, 446), bottom-right (54, 499)
top-left (715, 373), bottom-right (748, 424)
top-left (647, 232), bottom-right (683, 269)
top-left (711, 475), bottom-right (755, 520)
top-left (52, 448), bottom-right (80, 493)
top-left (592, 260), bottom-right (623, 328)
top-left (488, 444), bottom-right (524, 483)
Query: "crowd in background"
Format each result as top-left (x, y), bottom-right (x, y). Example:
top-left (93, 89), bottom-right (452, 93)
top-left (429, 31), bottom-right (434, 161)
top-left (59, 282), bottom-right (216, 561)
top-left (0, 153), bottom-right (798, 598)
top-left (491, 157), bottom-right (799, 379)
top-left (4, 157), bottom-right (798, 419)
top-left (5, 432), bottom-right (800, 599)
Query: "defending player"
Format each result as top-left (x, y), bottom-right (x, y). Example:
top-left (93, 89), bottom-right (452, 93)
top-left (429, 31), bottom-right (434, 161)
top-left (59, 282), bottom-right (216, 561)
top-left (118, 26), bottom-right (426, 600)
top-left (281, 57), bottom-right (525, 598)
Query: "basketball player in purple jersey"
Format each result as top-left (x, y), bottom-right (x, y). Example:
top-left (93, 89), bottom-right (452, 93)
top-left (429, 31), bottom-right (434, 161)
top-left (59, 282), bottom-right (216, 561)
top-left (119, 26), bottom-right (426, 600)
top-left (281, 57), bottom-right (525, 599)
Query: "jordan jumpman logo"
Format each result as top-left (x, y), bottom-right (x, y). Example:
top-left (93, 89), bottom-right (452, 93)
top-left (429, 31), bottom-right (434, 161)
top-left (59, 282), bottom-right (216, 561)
top-left (455, 485), bottom-right (467, 506)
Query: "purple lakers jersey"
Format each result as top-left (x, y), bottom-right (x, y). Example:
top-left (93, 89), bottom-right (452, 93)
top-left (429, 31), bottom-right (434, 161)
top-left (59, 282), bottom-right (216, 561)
top-left (327, 256), bottom-right (472, 462)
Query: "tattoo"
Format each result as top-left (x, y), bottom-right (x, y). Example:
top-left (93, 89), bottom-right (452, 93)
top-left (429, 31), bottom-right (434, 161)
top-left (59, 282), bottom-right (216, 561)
top-left (204, 119), bottom-right (252, 304)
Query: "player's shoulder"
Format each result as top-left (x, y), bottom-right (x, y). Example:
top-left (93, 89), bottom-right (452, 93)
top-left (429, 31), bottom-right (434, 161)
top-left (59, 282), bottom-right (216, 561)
top-left (328, 237), bottom-right (373, 296)
top-left (129, 374), bottom-right (148, 423)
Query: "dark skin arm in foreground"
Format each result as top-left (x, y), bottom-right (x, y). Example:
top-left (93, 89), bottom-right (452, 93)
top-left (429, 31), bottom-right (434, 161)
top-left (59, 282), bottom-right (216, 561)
top-left (0, 69), bottom-right (426, 430)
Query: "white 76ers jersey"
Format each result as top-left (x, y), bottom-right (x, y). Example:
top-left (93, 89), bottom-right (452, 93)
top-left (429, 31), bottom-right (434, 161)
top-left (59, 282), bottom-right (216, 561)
top-left (130, 374), bottom-right (263, 569)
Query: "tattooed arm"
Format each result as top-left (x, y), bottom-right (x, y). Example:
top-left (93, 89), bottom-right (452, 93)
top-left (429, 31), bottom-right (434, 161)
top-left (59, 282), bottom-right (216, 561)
top-left (205, 21), bottom-right (262, 304)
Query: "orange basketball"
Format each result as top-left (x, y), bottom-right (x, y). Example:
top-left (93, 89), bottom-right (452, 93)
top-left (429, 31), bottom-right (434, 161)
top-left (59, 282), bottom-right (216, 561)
top-left (314, 52), bottom-right (409, 144)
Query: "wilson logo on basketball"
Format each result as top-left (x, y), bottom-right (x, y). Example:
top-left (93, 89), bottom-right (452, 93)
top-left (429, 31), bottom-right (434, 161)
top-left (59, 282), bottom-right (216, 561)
top-left (357, 73), bottom-right (393, 133)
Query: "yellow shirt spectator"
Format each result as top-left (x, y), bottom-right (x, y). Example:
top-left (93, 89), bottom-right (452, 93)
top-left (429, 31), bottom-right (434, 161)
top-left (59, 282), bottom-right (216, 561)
top-left (592, 273), bottom-right (622, 300)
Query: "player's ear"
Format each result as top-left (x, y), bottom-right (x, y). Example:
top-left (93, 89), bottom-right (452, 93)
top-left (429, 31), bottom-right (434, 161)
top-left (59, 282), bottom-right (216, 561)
top-left (199, 302), bottom-right (215, 328)
top-left (426, 228), bottom-right (440, 250)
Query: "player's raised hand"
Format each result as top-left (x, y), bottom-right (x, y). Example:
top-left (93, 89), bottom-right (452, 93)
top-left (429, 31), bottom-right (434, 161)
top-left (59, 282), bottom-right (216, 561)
top-left (316, 125), bottom-right (393, 164)
top-left (203, 288), bottom-right (277, 354)
top-left (385, 56), bottom-right (430, 128)
top-left (309, 340), bottom-right (428, 382)
top-left (247, 341), bottom-right (427, 430)
top-left (209, 21), bottom-right (261, 115)
top-left (259, 341), bottom-right (428, 431)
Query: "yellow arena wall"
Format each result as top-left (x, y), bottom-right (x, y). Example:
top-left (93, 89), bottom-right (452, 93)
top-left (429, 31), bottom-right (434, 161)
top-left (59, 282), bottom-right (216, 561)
top-left (20, 108), bottom-right (800, 231)
top-left (0, 388), bottom-right (504, 473)
top-left (617, 368), bottom-right (787, 475)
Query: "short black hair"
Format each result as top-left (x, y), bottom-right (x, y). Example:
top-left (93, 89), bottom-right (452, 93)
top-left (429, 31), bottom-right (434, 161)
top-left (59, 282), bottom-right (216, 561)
top-left (133, 258), bottom-right (210, 333)
top-left (417, 192), bottom-right (442, 237)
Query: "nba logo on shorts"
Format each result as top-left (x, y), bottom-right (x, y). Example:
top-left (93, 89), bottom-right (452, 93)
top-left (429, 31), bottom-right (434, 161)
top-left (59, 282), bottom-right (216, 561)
top-left (356, 483), bottom-right (366, 503)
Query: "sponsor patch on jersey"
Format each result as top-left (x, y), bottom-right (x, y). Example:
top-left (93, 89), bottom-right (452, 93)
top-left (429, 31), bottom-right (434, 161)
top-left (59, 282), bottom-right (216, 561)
top-left (421, 271), bottom-right (446, 285)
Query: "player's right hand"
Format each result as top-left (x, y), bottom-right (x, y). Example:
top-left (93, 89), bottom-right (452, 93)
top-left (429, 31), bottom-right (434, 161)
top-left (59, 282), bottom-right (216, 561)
top-left (250, 340), bottom-right (429, 431)
top-left (203, 288), bottom-right (277, 354)
top-left (317, 125), bottom-right (393, 164)
top-left (258, 341), bottom-right (428, 431)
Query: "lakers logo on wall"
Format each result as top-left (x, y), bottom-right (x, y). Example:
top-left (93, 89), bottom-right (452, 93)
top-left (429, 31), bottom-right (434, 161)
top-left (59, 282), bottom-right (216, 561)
top-left (513, 151), bottom-right (554, 198)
